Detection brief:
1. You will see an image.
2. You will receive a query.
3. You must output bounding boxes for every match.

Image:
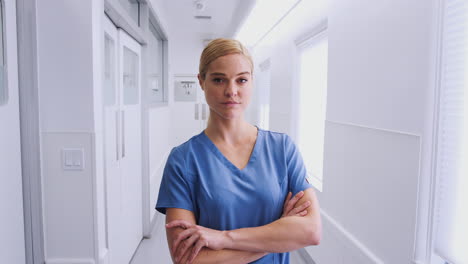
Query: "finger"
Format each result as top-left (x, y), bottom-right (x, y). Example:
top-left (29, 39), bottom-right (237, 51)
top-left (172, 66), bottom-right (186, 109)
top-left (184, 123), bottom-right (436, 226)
top-left (297, 210), bottom-right (308, 216)
top-left (177, 243), bottom-right (193, 264)
top-left (175, 234), bottom-right (199, 263)
top-left (166, 219), bottom-right (193, 229)
top-left (290, 200), bottom-right (311, 216)
top-left (173, 228), bottom-right (197, 255)
top-left (285, 191), bottom-right (304, 215)
top-left (290, 191), bottom-right (305, 205)
top-left (283, 192), bottom-right (292, 212)
top-left (189, 239), bottom-right (207, 264)
top-left (283, 193), bottom-right (297, 216)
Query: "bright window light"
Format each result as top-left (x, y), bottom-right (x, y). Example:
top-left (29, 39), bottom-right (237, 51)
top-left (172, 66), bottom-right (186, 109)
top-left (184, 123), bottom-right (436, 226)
top-left (434, 0), bottom-right (468, 263)
top-left (235, 0), bottom-right (301, 47)
top-left (297, 33), bottom-right (328, 191)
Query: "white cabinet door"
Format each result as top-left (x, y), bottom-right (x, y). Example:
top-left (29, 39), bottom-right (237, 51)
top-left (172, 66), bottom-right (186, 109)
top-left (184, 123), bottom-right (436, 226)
top-left (0, 0), bottom-right (25, 263)
top-left (103, 17), bottom-right (142, 264)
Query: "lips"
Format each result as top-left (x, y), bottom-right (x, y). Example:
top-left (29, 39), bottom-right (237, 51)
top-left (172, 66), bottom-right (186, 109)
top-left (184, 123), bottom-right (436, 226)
top-left (222, 101), bottom-right (240, 104)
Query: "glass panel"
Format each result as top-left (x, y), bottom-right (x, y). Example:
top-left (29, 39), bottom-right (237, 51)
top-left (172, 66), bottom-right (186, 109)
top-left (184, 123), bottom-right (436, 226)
top-left (123, 46), bottom-right (139, 105)
top-left (104, 34), bottom-right (116, 106)
top-left (148, 22), bottom-right (164, 103)
top-left (0, 0), bottom-right (7, 106)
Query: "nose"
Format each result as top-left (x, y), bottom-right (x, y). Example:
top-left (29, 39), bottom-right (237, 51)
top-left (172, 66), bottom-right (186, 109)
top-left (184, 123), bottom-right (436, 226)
top-left (224, 80), bottom-right (238, 97)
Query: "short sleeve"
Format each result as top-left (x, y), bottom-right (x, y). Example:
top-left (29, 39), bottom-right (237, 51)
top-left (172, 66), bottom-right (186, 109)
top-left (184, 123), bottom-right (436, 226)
top-left (155, 147), bottom-right (194, 214)
top-left (285, 135), bottom-right (313, 195)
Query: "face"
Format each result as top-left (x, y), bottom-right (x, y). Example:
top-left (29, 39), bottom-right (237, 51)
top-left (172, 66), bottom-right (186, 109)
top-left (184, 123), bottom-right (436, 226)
top-left (199, 53), bottom-right (253, 120)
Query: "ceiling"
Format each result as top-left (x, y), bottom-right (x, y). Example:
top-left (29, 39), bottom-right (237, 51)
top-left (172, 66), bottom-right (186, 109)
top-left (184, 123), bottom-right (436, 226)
top-left (160, 0), bottom-right (256, 41)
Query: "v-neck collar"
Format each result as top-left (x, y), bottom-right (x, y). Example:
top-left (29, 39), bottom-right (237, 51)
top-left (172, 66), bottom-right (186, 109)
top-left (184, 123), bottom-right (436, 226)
top-left (199, 127), bottom-right (262, 173)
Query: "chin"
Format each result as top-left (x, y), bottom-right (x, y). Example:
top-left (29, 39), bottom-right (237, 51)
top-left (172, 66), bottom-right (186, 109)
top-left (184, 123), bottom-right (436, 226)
top-left (211, 108), bottom-right (245, 120)
top-left (220, 112), bottom-right (243, 120)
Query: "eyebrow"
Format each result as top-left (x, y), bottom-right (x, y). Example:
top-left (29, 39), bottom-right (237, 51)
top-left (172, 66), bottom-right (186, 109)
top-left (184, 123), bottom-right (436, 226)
top-left (209, 71), bottom-right (251, 76)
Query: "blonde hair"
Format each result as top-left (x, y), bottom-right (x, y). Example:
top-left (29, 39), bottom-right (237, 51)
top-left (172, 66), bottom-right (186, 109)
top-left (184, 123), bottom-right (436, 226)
top-left (199, 38), bottom-right (254, 80)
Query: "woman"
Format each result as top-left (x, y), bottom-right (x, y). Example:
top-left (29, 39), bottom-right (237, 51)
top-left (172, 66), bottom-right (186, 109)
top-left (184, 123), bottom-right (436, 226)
top-left (156, 38), bottom-right (321, 264)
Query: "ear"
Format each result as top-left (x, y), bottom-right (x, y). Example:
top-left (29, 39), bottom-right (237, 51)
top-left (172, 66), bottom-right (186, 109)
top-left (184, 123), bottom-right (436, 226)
top-left (197, 74), bottom-right (204, 90)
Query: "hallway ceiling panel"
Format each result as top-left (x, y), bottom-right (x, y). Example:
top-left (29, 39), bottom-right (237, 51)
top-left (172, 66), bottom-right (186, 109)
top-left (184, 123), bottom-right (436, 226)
top-left (162, 0), bottom-right (253, 40)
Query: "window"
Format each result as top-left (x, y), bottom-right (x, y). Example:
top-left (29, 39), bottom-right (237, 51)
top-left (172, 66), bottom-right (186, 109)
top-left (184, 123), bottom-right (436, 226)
top-left (122, 46), bottom-right (139, 105)
top-left (296, 31), bottom-right (328, 191)
top-left (147, 15), bottom-right (167, 104)
top-left (433, 0), bottom-right (468, 263)
top-left (104, 33), bottom-right (116, 106)
top-left (0, 0), bottom-right (7, 106)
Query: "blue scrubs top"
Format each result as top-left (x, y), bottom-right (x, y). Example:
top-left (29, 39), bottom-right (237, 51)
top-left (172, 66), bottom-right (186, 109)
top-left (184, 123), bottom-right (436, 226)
top-left (156, 128), bottom-right (312, 264)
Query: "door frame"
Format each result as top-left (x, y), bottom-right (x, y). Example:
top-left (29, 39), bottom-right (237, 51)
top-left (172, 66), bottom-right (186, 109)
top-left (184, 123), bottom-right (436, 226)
top-left (16, 0), bottom-right (44, 263)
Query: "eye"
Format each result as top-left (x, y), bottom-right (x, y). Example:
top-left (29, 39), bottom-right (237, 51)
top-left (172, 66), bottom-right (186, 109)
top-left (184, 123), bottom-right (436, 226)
top-left (212, 78), bottom-right (224, 84)
top-left (238, 78), bottom-right (248, 84)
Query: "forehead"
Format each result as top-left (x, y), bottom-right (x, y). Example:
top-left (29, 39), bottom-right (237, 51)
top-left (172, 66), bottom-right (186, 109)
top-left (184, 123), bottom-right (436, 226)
top-left (207, 53), bottom-right (252, 75)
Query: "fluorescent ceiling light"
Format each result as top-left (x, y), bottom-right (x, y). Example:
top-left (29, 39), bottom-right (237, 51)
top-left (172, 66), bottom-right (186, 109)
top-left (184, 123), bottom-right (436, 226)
top-left (235, 0), bottom-right (301, 47)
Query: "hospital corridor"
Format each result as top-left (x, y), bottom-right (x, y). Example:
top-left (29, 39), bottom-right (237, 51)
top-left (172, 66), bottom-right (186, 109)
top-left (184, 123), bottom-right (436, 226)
top-left (1, 0), bottom-right (467, 263)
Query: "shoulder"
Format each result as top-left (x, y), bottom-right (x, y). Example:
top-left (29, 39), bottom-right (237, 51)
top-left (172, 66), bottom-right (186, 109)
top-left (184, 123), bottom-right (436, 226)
top-left (169, 132), bottom-right (205, 158)
top-left (166, 132), bottom-right (206, 170)
top-left (258, 128), bottom-right (293, 146)
top-left (258, 129), bottom-right (299, 161)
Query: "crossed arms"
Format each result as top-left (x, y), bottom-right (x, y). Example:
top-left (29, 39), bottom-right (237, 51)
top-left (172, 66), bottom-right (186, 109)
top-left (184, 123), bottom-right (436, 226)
top-left (165, 188), bottom-right (322, 264)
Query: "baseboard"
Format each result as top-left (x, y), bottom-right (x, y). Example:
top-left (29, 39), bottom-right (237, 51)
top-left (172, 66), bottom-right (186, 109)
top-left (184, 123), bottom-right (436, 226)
top-left (296, 248), bottom-right (316, 264)
top-left (144, 210), bottom-right (163, 239)
top-left (144, 149), bottom-right (171, 238)
top-left (45, 258), bottom-right (95, 264)
top-left (324, 209), bottom-right (384, 263)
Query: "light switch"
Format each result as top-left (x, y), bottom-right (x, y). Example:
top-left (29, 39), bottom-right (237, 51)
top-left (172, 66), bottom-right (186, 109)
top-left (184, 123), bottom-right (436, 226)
top-left (62, 148), bottom-right (84, 171)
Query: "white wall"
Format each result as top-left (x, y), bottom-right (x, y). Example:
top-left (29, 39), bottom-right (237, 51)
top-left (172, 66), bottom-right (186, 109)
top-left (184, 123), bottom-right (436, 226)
top-left (146, 0), bottom-right (181, 226)
top-left (158, 0), bottom-right (206, 147)
top-left (37, 0), bottom-right (106, 263)
top-left (253, 0), bottom-right (439, 263)
top-left (38, 2), bottom-right (95, 133)
top-left (35, 0), bottom-right (198, 262)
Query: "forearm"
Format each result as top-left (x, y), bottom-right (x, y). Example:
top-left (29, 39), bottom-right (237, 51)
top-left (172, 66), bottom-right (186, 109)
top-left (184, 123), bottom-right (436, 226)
top-left (166, 189), bottom-right (321, 262)
top-left (191, 248), bottom-right (266, 264)
top-left (225, 215), bottom-right (321, 253)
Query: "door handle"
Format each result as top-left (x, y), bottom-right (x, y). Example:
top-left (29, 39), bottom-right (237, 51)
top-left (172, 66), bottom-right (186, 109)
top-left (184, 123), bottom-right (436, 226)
top-left (195, 103), bottom-right (199, 120)
top-left (121, 110), bottom-right (125, 158)
top-left (116, 110), bottom-right (120, 161)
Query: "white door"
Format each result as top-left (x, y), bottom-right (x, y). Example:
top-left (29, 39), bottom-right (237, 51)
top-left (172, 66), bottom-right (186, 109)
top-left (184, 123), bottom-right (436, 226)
top-left (0, 0), bottom-right (26, 263)
top-left (118, 28), bottom-right (143, 261)
top-left (103, 17), bottom-right (143, 264)
top-left (103, 17), bottom-right (125, 264)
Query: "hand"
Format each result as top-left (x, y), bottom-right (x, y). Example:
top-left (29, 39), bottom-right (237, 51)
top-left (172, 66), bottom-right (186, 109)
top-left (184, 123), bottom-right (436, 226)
top-left (281, 191), bottom-right (311, 218)
top-left (166, 220), bottom-right (228, 264)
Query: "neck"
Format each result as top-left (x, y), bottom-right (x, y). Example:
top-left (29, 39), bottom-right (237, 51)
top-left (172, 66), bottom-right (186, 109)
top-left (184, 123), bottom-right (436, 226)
top-left (204, 113), bottom-right (255, 145)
